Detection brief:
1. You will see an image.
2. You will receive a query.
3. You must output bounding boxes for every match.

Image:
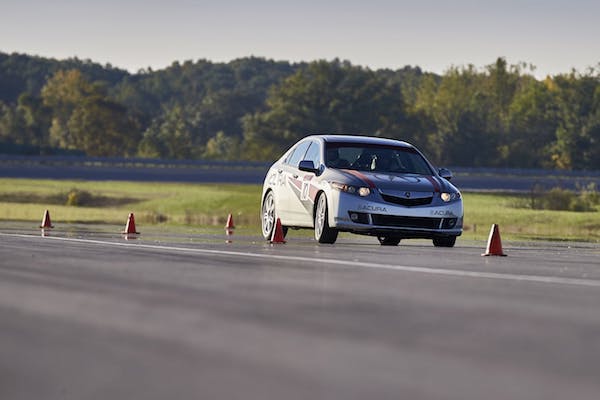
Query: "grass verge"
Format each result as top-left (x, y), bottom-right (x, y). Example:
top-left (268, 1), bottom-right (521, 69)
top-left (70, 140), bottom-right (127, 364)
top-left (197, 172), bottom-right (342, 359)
top-left (0, 179), bottom-right (598, 242)
top-left (0, 179), bottom-right (261, 228)
top-left (463, 192), bottom-right (599, 242)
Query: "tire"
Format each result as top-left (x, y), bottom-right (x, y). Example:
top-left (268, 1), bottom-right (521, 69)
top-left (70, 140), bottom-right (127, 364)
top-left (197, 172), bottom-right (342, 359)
top-left (433, 236), bottom-right (457, 247)
top-left (261, 191), bottom-right (276, 240)
top-left (377, 236), bottom-right (401, 246)
top-left (262, 191), bottom-right (289, 240)
top-left (314, 193), bottom-right (338, 244)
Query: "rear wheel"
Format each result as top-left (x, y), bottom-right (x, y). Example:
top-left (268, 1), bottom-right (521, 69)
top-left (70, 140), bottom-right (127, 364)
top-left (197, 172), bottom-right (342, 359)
top-left (261, 191), bottom-right (276, 240)
top-left (433, 236), bottom-right (457, 247)
top-left (314, 193), bottom-right (338, 244)
top-left (262, 191), bottom-right (288, 240)
top-left (377, 236), bottom-right (401, 246)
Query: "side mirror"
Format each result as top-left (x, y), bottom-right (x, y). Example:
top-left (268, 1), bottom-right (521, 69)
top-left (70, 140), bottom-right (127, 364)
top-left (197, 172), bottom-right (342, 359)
top-left (298, 160), bottom-right (318, 174)
top-left (438, 168), bottom-right (453, 180)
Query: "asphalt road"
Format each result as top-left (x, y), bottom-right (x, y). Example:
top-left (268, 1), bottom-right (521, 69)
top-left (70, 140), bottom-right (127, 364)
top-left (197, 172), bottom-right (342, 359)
top-left (1, 226), bottom-right (599, 400)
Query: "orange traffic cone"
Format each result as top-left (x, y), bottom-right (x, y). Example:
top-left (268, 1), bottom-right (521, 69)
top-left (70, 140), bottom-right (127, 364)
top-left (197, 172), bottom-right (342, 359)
top-left (40, 209), bottom-right (54, 229)
top-left (482, 224), bottom-right (507, 256)
top-left (122, 213), bottom-right (140, 234)
top-left (225, 213), bottom-right (235, 230)
top-left (225, 213), bottom-right (235, 243)
top-left (270, 217), bottom-right (286, 244)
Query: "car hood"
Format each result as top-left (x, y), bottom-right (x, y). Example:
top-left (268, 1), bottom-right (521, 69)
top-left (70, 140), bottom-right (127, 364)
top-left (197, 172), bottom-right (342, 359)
top-left (334, 169), bottom-right (457, 193)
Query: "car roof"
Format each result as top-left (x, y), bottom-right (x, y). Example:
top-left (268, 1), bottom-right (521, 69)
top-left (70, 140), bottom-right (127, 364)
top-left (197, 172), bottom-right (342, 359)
top-left (304, 134), bottom-right (414, 148)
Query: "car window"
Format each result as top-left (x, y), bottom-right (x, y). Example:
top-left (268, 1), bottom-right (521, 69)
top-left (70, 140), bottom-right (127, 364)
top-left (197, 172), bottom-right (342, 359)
top-left (325, 143), bottom-right (433, 174)
top-left (326, 147), bottom-right (359, 168)
top-left (285, 141), bottom-right (311, 167)
top-left (303, 141), bottom-right (321, 166)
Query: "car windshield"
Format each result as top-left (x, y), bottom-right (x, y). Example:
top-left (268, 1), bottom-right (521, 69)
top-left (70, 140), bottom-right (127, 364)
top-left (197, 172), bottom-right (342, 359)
top-left (325, 143), bottom-right (433, 175)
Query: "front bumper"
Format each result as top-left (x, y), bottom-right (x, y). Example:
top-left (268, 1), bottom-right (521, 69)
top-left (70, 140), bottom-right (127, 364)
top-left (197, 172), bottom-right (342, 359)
top-left (329, 191), bottom-right (463, 238)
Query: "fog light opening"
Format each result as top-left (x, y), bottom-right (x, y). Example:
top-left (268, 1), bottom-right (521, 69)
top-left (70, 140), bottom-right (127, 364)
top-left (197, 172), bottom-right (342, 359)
top-left (442, 218), bottom-right (458, 229)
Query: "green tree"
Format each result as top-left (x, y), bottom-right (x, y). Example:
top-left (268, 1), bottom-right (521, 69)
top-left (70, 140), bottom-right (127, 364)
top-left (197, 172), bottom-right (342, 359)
top-left (242, 60), bottom-right (406, 160)
top-left (549, 71), bottom-right (600, 169)
top-left (41, 69), bottom-right (97, 149)
top-left (67, 96), bottom-right (139, 156)
top-left (138, 104), bottom-right (199, 159)
top-left (415, 65), bottom-right (498, 166)
top-left (504, 78), bottom-right (558, 167)
top-left (0, 101), bottom-right (22, 143)
top-left (16, 93), bottom-right (52, 148)
top-left (414, 59), bottom-right (549, 168)
top-left (42, 69), bottom-right (139, 155)
top-left (203, 131), bottom-right (241, 160)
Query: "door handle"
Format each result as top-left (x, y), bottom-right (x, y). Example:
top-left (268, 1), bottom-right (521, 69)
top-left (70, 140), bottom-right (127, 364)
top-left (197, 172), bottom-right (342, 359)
top-left (293, 174), bottom-right (299, 179)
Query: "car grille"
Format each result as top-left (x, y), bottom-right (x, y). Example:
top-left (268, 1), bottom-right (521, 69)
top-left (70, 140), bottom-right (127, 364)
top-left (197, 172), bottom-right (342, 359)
top-left (381, 193), bottom-right (433, 207)
top-left (371, 214), bottom-right (442, 229)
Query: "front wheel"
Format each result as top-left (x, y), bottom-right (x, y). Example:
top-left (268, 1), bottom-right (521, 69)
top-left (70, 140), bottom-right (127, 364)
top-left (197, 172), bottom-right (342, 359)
top-left (377, 236), bottom-right (401, 246)
top-left (433, 236), bottom-right (457, 247)
top-left (314, 193), bottom-right (338, 244)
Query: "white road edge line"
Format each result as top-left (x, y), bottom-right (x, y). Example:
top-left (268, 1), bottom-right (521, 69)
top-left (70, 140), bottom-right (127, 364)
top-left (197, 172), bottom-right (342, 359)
top-left (2, 233), bottom-right (599, 288)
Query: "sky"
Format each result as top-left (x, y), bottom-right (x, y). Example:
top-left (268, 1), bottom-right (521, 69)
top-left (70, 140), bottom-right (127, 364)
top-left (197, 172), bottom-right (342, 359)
top-left (1, 0), bottom-right (599, 77)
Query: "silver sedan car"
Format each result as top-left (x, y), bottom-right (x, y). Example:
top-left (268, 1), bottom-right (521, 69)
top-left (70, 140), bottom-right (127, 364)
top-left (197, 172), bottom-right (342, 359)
top-left (261, 135), bottom-right (463, 246)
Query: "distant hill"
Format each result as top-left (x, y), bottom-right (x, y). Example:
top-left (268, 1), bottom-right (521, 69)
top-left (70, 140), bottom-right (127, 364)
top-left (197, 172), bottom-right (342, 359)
top-left (0, 52), bottom-right (129, 103)
top-left (0, 52), bottom-right (597, 170)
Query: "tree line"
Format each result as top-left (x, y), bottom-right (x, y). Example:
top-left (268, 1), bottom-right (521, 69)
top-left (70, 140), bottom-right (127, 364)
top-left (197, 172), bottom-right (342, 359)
top-left (0, 52), bottom-right (598, 169)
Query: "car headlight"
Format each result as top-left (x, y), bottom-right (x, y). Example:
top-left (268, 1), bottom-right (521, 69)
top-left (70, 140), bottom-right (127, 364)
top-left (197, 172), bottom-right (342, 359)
top-left (331, 182), bottom-right (371, 197)
top-left (358, 187), bottom-right (371, 197)
top-left (440, 192), bottom-right (461, 202)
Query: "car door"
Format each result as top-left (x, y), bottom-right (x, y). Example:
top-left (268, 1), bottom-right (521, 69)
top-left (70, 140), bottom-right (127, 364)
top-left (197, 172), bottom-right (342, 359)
top-left (290, 140), bottom-right (322, 226)
top-left (278, 140), bottom-right (311, 224)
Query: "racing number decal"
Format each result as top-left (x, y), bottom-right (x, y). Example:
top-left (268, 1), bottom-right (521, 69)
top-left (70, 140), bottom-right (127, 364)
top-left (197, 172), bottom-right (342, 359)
top-left (300, 181), bottom-right (310, 201)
